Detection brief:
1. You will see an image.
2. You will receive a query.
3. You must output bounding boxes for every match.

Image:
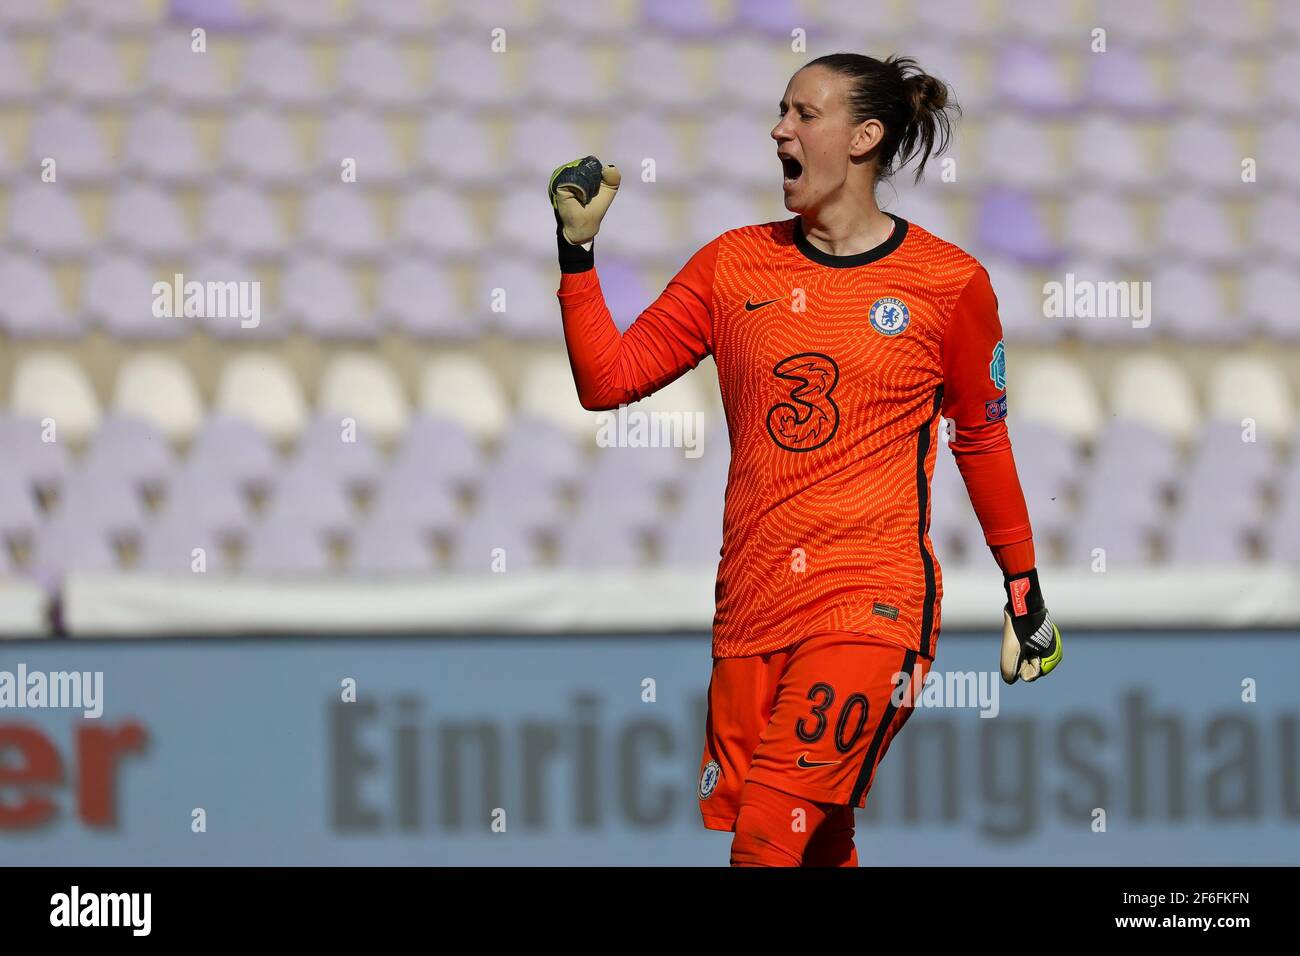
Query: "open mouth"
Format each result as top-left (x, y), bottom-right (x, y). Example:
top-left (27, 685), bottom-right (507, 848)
top-left (780, 155), bottom-right (803, 184)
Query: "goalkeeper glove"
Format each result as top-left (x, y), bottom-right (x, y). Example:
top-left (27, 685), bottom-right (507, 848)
top-left (999, 568), bottom-right (1063, 684)
top-left (549, 155), bottom-right (620, 272)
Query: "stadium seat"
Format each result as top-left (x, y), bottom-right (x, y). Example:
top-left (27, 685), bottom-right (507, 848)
top-left (554, 514), bottom-right (645, 569)
top-left (292, 415), bottom-right (386, 487)
top-left (392, 417), bottom-right (483, 491)
top-left (318, 109), bottom-right (405, 185)
top-left (517, 355), bottom-right (603, 437)
top-left (241, 517), bottom-right (331, 574)
top-left (338, 35), bottom-right (422, 110)
top-left (0, 469), bottom-right (40, 538)
top-left (396, 187), bottom-right (484, 260)
top-left (415, 112), bottom-right (498, 187)
top-left (0, 415), bottom-right (73, 488)
top-left (434, 38), bottom-right (515, 109)
top-left (418, 357), bottom-right (510, 441)
top-left (32, 519), bottom-right (119, 581)
top-left (82, 415), bottom-right (177, 488)
top-left (483, 258), bottom-right (562, 342)
top-left (1108, 354), bottom-right (1200, 442)
top-left (85, 254), bottom-right (190, 340)
top-left (0, 256), bottom-right (82, 338)
top-left (1009, 356), bottom-right (1101, 442)
top-left (279, 253), bottom-right (371, 339)
top-left (240, 34), bottom-right (330, 108)
top-left (29, 104), bottom-right (115, 183)
top-left (113, 354), bottom-right (205, 444)
top-left (448, 512), bottom-right (539, 574)
top-left (8, 186), bottom-right (93, 259)
top-left (367, 471), bottom-right (458, 532)
top-left (350, 518), bottom-right (436, 574)
top-left (317, 355), bottom-right (410, 446)
top-left (1206, 356), bottom-right (1295, 440)
top-left (201, 184), bottom-right (288, 260)
top-left (300, 188), bottom-right (385, 260)
top-left (57, 470), bottom-right (147, 537)
top-left (186, 416), bottom-right (280, 489)
top-left (158, 465), bottom-right (252, 539)
top-left (378, 256), bottom-right (473, 339)
top-left (137, 519), bottom-right (228, 574)
top-left (48, 29), bottom-right (134, 103)
top-left (527, 39), bottom-right (612, 112)
top-left (215, 355), bottom-right (308, 443)
top-left (1085, 45), bottom-right (1171, 116)
top-left (10, 354), bottom-right (101, 445)
top-left (595, 184), bottom-right (679, 263)
top-left (221, 108), bottom-right (306, 186)
top-left (262, 462), bottom-right (355, 535)
top-left (145, 29), bottom-right (235, 106)
top-left (618, 38), bottom-right (701, 112)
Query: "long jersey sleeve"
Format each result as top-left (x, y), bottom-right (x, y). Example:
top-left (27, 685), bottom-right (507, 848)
top-left (939, 267), bottom-right (1036, 576)
top-left (555, 238), bottom-right (719, 410)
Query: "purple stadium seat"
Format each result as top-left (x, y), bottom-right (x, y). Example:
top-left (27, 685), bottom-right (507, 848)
top-left (1164, 512), bottom-right (1254, 565)
top-left (1063, 511), bottom-right (1150, 569)
top-left (241, 518), bottom-right (330, 574)
top-left (338, 35), bottom-right (421, 110)
top-left (0, 256), bottom-right (82, 338)
top-left (393, 417), bottom-right (483, 490)
top-left (1086, 45), bottom-right (1170, 116)
top-left (379, 256), bottom-right (474, 339)
top-left (658, 512), bottom-right (723, 567)
top-left (293, 416), bottom-right (384, 487)
top-left (0, 469), bottom-right (40, 537)
top-left (186, 416), bottom-right (280, 489)
top-left (554, 515), bottom-right (644, 569)
top-left (0, 415), bottom-right (73, 488)
top-left (643, 0), bottom-right (729, 37)
top-left (137, 519), bottom-right (227, 573)
top-left (82, 416), bottom-right (176, 488)
top-left (263, 463), bottom-right (355, 534)
top-left (493, 417), bottom-right (585, 488)
top-left (124, 106), bottom-right (207, 184)
top-left (57, 470), bottom-right (147, 537)
top-left (993, 44), bottom-right (1080, 114)
top-left (368, 469), bottom-right (458, 531)
top-left (975, 188), bottom-right (1062, 267)
top-left (159, 465), bottom-right (252, 538)
top-left (449, 513), bottom-right (538, 573)
top-left (32, 519), bottom-right (118, 586)
top-left (350, 519), bottom-right (435, 574)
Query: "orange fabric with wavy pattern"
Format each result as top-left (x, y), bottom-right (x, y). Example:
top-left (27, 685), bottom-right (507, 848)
top-left (556, 216), bottom-right (1032, 659)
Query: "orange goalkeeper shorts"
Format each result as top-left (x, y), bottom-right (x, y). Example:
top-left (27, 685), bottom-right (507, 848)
top-left (697, 630), bottom-right (930, 831)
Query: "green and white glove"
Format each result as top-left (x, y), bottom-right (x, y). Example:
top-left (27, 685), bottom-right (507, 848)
top-left (549, 156), bottom-right (620, 272)
top-left (1000, 569), bottom-right (1063, 684)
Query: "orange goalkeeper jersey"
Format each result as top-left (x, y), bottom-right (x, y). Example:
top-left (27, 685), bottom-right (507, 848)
top-left (557, 214), bottom-right (1033, 659)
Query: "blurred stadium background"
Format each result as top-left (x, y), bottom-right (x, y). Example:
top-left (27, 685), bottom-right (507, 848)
top-left (1, 0), bottom-right (1298, 866)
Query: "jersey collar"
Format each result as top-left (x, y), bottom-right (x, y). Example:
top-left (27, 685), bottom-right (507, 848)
top-left (793, 213), bottom-right (908, 268)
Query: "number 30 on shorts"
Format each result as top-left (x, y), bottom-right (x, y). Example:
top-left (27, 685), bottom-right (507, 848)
top-left (794, 683), bottom-right (870, 753)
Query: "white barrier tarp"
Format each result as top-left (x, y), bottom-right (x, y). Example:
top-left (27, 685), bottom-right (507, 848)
top-left (63, 565), bottom-right (1300, 636)
top-left (0, 579), bottom-right (51, 637)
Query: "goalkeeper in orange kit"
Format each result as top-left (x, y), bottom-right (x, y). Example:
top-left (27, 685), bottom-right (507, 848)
top-left (550, 53), bottom-right (1061, 867)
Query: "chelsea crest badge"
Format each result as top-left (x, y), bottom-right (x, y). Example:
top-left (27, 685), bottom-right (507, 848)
top-left (868, 297), bottom-right (910, 336)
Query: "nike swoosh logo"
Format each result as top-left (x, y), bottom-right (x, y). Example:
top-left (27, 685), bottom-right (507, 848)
top-left (797, 753), bottom-right (843, 769)
top-left (744, 297), bottom-right (781, 311)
